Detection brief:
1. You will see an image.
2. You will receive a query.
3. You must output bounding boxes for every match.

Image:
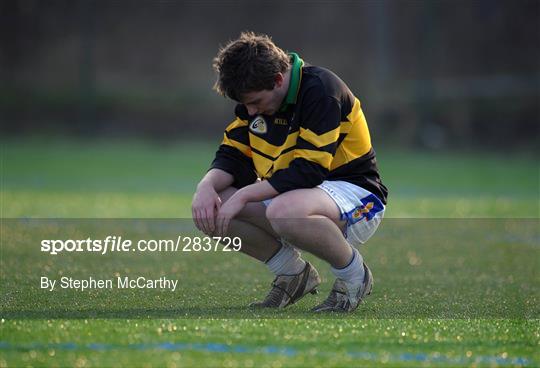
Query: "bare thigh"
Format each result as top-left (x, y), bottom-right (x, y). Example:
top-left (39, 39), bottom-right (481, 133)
top-left (266, 187), bottom-right (347, 231)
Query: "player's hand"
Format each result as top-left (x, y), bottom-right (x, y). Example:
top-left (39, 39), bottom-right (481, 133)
top-left (215, 192), bottom-right (246, 237)
top-left (192, 184), bottom-right (221, 235)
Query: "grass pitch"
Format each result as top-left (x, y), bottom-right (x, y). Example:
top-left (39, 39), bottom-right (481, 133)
top-left (1, 138), bottom-right (539, 367)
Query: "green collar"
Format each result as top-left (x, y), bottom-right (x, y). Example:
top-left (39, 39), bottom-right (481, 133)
top-left (279, 52), bottom-right (304, 112)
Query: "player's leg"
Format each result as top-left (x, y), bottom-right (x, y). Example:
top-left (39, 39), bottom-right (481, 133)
top-left (218, 187), bottom-right (321, 307)
top-left (265, 187), bottom-right (352, 268)
top-left (265, 183), bottom-right (383, 312)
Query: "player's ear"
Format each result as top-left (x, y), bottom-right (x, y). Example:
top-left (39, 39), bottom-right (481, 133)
top-left (274, 73), bottom-right (284, 88)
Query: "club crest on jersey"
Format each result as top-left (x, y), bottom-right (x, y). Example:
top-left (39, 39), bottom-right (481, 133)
top-left (249, 116), bottom-right (267, 134)
top-left (345, 194), bottom-right (384, 224)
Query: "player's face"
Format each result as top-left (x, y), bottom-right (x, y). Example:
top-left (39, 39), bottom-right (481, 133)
top-left (241, 89), bottom-right (282, 116)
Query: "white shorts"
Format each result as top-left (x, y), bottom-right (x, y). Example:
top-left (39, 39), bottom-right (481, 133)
top-left (263, 180), bottom-right (385, 247)
top-left (317, 180), bottom-right (385, 246)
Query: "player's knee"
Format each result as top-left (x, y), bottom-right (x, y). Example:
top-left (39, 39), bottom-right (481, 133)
top-left (266, 196), bottom-right (307, 236)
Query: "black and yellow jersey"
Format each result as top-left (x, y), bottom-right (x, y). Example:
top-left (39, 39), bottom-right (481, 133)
top-left (211, 54), bottom-right (388, 204)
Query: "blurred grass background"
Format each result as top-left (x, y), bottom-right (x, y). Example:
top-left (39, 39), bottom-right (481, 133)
top-left (1, 1), bottom-right (538, 220)
top-left (1, 138), bottom-right (538, 218)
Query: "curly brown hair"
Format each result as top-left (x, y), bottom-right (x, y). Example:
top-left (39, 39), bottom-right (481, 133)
top-left (213, 32), bottom-right (290, 101)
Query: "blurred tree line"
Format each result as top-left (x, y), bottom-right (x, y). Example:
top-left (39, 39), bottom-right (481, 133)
top-left (1, 0), bottom-right (538, 150)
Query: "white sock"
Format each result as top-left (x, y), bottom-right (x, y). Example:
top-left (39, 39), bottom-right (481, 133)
top-left (265, 242), bottom-right (306, 276)
top-left (331, 247), bottom-right (365, 292)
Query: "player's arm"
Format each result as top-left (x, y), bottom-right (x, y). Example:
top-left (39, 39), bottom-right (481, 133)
top-left (192, 113), bottom-right (257, 234)
top-left (211, 109), bottom-right (258, 189)
top-left (192, 168), bottom-right (233, 235)
top-left (196, 168), bottom-right (235, 194)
